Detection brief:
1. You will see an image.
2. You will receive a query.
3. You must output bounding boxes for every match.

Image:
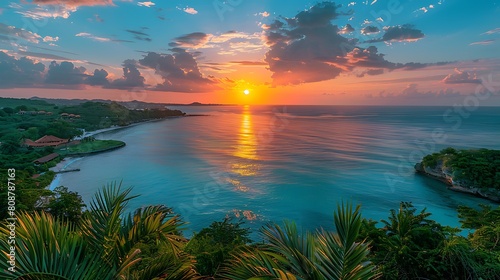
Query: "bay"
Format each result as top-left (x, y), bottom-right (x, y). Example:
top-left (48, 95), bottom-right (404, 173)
top-left (56, 105), bottom-right (500, 236)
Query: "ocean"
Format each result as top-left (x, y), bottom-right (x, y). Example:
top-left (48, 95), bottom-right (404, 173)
top-left (54, 105), bottom-right (500, 236)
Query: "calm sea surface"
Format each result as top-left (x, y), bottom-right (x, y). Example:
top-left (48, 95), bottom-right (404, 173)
top-left (55, 106), bottom-right (500, 236)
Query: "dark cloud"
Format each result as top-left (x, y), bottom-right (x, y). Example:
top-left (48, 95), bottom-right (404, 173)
top-left (0, 51), bottom-right (45, 88)
top-left (126, 29), bottom-right (152, 42)
top-left (367, 24), bottom-right (424, 43)
top-left (361, 26), bottom-right (380, 35)
top-left (85, 69), bottom-right (109, 85)
top-left (261, 3), bottom-right (435, 86)
top-left (45, 61), bottom-right (87, 85)
top-left (138, 49), bottom-right (219, 92)
top-left (442, 69), bottom-right (482, 84)
top-left (169, 32), bottom-right (211, 48)
top-left (107, 59), bottom-right (146, 89)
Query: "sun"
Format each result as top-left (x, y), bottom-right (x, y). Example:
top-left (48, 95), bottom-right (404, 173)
top-left (243, 89), bottom-right (250, 95)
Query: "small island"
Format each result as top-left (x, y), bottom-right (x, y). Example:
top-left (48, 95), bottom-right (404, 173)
top-left (415, 147), bottom-right (500, 202)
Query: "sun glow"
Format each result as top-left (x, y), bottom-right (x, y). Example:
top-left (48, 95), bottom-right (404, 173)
top-left (244, 89), bottom-right (250, 95)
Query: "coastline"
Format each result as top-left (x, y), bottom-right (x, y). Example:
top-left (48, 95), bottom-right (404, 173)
top-left (47, 117), bottom-right (176, 191)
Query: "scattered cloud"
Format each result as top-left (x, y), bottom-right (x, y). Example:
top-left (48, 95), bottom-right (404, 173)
top-left (470, 39), bottom-right (495, 46)
top-left (126, 29), bottom-right (152, 42)
top-left (43, 36), bottom-right (59, 42)
top-left (137, 1), bottom-right (155, 7)
top-left (31, 0), bottom-right (114, 7)
top-left (361, 26), bottom-right (380, 35)
top-left (442, 68), bottom-right (481, 84)
top-left (0, 23), bottom-right (42, 44)
top-left (339, 24), bottom-right (355, 34)
top-left (482, 28), bottom-right (500, 35)
top-left (169, 32), bottom-right (211, 48)
top-left (257, 11), bottom-right (270, 17)
top-left (366, 24), bottom-right (424, 43)
top-left (261, 3), bottom-right (434, 86)
top-left (138, 49), bottom-right (219, 92)
top-left (18, 51), bottom-right (72, 61)
top-left (14, 5), bottom-right (76, 19)
top-left (183, 7), bottom-right (198, 15)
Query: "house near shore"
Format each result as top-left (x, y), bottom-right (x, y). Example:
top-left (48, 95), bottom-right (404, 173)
top-left (25, 135), bottom-right (69, 147)
top-left (33, 153), bottom-right (59, 164)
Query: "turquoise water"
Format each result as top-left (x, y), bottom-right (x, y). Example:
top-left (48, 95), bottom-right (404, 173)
top-left (56, 106), bottom-right (500, 236)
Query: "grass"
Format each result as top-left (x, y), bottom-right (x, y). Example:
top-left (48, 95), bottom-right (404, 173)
top-left (59, 140), bottom-right (125, 155)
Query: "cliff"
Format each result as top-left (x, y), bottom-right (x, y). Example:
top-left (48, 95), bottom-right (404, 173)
top-left (415, 148), bottom-right (500, 203)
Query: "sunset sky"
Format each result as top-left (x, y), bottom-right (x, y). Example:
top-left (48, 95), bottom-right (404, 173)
top-left (0, 0), bottom-right (499, 105)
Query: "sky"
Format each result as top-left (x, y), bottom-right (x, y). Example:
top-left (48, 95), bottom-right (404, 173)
top-left (0, 0), bottom-right (499, 105)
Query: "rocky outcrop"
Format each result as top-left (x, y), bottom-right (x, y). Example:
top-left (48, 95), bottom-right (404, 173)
top-left (415, 162), bottom-right (500, 203)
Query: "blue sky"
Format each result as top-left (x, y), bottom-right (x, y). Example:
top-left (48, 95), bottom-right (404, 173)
top-left (0, 0), bottom-right (499, 105)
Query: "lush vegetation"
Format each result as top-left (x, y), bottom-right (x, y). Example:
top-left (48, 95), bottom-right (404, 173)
top-left (59, 139), bottom-right (125, 155)
top-left (0, 97), bottom-right (185, 221)
top-left (421, 147), bottom-right (500, 189)
top-left (1, 183), bottom-right (499, 279)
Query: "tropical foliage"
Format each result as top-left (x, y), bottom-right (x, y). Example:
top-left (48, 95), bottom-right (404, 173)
top-left (0, 183), bottom-right (198, 280)
top-left (219, 203), bottom-right (378, 280)
top-left (421, 147), bottom-right (500, 189)
top-left (2, 183), bottom-right (500, 280)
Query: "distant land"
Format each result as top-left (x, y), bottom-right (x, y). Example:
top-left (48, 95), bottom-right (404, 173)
top-left (29, 97), bottom-right (235, 109)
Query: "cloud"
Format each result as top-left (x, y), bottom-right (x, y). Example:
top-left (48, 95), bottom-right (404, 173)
top-left (0, 51), bottom-right (45, 88)
top-left (126, 29), bottom-right (152, 42)
top-left (138, 49), bottom-right (219, 92)
top-left (339, 24), bottom-right (355, 34)
top-left (107, 59), bottom-right (146, 89)
top-left (183, 7), bottom-right (198, 15)
top-left (442, 69), bottom-right (482, 84)
top-left (138, 1), bottom-right (155, 7)
top-left (169, 32), bottom-right (211, 48)
top-left (0, 23), bottom-right (42, 43)
top-left (261, 3), bottom-right (435, 86)
top-left (76, 32), bottom-right (132, 43)
top-left (45, 61), bottom-right (87, 85)
top-left (229, 61), bottom-right (268, 66)
top-left (14, 5), bottom-right (76, 19)
top-left (366, 24), bottom-right (424, 43)
top-left (31, 0), bottom-right (114, 7)
top-left (470, 39), bottom-right (495, 46)
top-left (258, 11), bottom-right (270, 17)
top-left (18, 51), bottom-right (72, 60)
top-left (482, 28), bottom-right (500, 35)
top-left (361, 26), bottom-right (380, 35)
top-left (43, 36), bottom-right (59, 42)
top-left (85, 69), bottom-right (109, 85)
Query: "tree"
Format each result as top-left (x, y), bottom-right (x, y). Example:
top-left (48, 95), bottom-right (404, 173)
top-left (2, 107), bottom-right (14, 114)
top-left (185, 217), bottom-right (251, 277)
top-left (44, 186), bottom-right (86, 225)
top-left (0, 182), bottom-right (199, 280)
top-left (220, 202), bottom-right (378, 280)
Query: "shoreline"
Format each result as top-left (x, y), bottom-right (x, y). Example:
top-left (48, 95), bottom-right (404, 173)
top-left (47, 117), bottom-right (175, 191)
